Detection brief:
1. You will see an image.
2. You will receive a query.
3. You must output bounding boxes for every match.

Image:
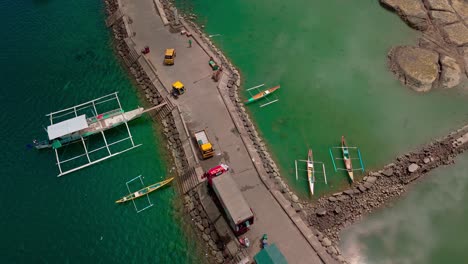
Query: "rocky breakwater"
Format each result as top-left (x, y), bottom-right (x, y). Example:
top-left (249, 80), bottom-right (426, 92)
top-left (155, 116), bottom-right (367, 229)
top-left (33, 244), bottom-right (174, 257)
top-left (306, 124), bottom-right (468, 251)
top-left (382, 0), bottom-right (468, 92)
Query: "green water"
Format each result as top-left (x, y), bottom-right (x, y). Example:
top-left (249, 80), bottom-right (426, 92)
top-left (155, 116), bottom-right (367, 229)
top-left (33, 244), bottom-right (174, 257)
top-left (340, 152), bottom-right (468, 264)
top-left (177, 0), bottom-right (468, 197)
top-left (1, 0), bottom-right (200, 262)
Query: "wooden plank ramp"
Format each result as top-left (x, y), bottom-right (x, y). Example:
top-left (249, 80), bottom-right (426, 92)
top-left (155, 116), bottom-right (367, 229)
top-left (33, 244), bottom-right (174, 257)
top-left (154, 96), bottom-right (175, 121)
top-left (106, 9), bottom-right (123, 27)
top-left (176, 167), bottom-right (201, 194)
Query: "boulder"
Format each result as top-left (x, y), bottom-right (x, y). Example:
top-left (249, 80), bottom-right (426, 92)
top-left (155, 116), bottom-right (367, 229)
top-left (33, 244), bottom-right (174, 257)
top-left (380, 0), bottom-right (429, 30)
top-left (291, 194), bottom-right (299, 202)
top-left (463, 47), bottom-right (468, 77)
top-left (423, 157), bottom-right (431, 164)
top-left (327, 245), bottom-right (338, 255)
top-left (364, 182), bottom-right (374, 189)
top-left (440, 55), bottom-right (462, 88)
top-left (334, 206), bottom-right (342, 214)
top-left (430, 11), bottom-right (459, 25)
top-left (316, 208), bottom-right (327, 216)
top-left (366, 176), bottom-right (378, 183)
top-left (344, 189), bottom-right (355, 195)
top-left (389, 46), bottom-right (439, 92)
top-left (383, 168), bottom-right (394, 177)
top-left (427, 0), bottom-right (453, 11)
top-left (322, 237), bottom-right (332, 247)
top-left (202, 233), bottom-right (210, 241)
top-left (408, 163), bottom-right (420, 173)
top-left (452, 0), bottom-right (468, 19)
top-left (292, 202), bottom-right (303, 212)
top-left (358, 185), bottom-right (367, 192)
top-left (196, 223), bottom-right (205, 232)
top-left (329, 196), bottom-right (337, 202)
top-left (442, 22), bottom-right (468, 46)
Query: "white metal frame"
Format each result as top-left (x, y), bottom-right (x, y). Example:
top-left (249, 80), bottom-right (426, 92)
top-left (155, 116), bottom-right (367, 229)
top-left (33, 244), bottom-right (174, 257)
top-left (125, 175), bottom-right (153, 213)
top-left (46, 92), bottom-right (142, 177)
top-left (245, 83), bottom-right (279, 108)
top-left (294, 159), bottom-right (327, 184)
top-left (329, 146), bottom-right (365, 173)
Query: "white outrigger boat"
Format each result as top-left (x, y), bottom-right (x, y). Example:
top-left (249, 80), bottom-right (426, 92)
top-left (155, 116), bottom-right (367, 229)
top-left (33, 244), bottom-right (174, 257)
top-left (32, 92), bottom-right (167, 177)
top-left (295, 148), bottom-right (327, 196)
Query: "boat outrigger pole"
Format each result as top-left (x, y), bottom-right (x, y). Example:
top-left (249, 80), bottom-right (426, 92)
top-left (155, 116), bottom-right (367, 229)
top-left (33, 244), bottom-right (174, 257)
top-left (34, 92), bottom-right (168, 177)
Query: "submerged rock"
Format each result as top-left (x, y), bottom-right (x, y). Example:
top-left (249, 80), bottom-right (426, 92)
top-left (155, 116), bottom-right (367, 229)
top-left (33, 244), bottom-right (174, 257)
top-left (389, 46), bottom-right (439, 92)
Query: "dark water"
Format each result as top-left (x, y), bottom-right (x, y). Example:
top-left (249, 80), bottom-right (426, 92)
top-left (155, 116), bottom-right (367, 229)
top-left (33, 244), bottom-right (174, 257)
top-left (0, 0), bottom-right (199, 262)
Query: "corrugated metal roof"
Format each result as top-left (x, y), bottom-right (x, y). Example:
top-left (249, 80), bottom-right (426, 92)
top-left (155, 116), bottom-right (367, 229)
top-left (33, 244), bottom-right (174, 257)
top-left (47, 115), bottom-right (88, 140)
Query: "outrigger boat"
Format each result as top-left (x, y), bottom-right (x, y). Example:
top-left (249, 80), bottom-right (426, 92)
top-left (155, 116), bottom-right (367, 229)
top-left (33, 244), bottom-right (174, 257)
top-left (32, 92), bottom-right (168, 177)
top-left (341, 136), bottom-right (354, 182)
top-left (245, 85), bottom-right (280, 106)
top-left (116, 177), bottom-right (174, 204)
top-left (307, 149), bottom-right (315, 195)
top-left (295, 148), bottom-right (327, 196)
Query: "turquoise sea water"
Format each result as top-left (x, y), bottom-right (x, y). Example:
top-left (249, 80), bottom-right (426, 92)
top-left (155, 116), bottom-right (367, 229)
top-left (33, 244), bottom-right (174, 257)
top-left (1, 0), bottom-right (199, 263)
top-left (177, 0), bottom-right (468, 198)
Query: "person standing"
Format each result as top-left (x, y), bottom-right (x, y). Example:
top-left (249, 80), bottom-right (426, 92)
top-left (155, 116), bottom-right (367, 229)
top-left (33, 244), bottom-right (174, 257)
top-left (188, 39), bottom-right (192, 48)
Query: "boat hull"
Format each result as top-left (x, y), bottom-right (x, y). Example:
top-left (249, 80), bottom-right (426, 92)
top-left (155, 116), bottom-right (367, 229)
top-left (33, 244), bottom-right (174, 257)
top-left (341, 136), bottom-right (354, 182)
top-left (116, 177), bottom-right (174, 203)
top-left (307, 149), bottom-right (314, 195)
top-left (245, 85), bottom-right (280, 104)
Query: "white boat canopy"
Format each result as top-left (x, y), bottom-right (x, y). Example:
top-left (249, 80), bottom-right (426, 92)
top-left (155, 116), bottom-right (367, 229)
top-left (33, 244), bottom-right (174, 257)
top-left (47, 115), bottom-right (88, 140)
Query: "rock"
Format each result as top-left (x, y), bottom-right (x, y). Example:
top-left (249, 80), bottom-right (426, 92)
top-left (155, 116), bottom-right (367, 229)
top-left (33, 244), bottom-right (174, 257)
top-left (202, 219), bottom-right (209, 228)
top-left (329, 196), bottom-right (337, 202)
top-left (337, 255), bottom-right (346, 263)
top-left (427, 0), bottom-right (453, 11)
top-left (184, 195), bottom-right (191, 205)
top-left (337, 195), bottom-right (349, 201)
top-left (370, 171), bottom-right (381, 177)
top-left (430, 11), bottom-right (459, 25)
top-left (333, 192), bottom-right (343, 196)
top-left (366, 176), bottom-right (377, 183)
top-left (389, 46), bottom-right (439, 92)
top-left (442, 22), bottom-right (468, 46)
top-left (440, 56), bottom-right (462, 88)
top-left (452, 0), bottom-right (468, 19)
top-left (291, 194), bottom-right (299, 202)
top-left (424, 157), bottom-right (431, 164)
top-left (196, 223), bottom-right (204, 232)
top-left (358, 185), bottom-right (367, 192)
top-left (316, 208), bottom-right (327, 216)
top-left (334, 206), bottom-right (342, 214)
top-left (187, 202), bottom-right (195, 211)
top-left (383, 168), bottom-right (394, 177)
top-left (463, 47), bottom-right (468, 77)
top-left (322, 237), bottom-right (332, 247)
top-left (344, 189), bottom-right (355, 195)
top-left (327, 245), bottom-right (338, 255)
top-left (292, 202), bottom-right (303, 212)
top-left (408, 163), bottom-right (420, 173)
top-left (202, 233), bottom-right (210, 241)
top-left (215, 252), bottom-right (224, 263)
top-left (364, 182), bottom-right (374, 189)
top-left (380, 0), bottom-right (429, 30)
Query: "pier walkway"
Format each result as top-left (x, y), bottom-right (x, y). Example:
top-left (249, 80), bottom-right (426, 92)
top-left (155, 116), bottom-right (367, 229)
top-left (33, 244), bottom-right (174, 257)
top-left (120, 0), bottom-right (328, 262)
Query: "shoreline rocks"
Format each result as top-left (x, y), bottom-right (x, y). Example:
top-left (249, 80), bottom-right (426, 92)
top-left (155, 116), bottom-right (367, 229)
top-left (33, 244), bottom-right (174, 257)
top-left (305, 125), bottom-right (468, 251)
top-left (382, 0), bottom-right (468, 92)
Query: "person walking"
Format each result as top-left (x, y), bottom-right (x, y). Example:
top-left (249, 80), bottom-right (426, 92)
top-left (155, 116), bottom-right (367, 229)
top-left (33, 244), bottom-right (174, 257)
top-left (188, 39), bottom-right (192, 48)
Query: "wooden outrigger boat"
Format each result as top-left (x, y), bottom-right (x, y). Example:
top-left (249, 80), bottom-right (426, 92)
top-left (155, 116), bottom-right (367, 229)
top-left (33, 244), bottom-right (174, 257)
top-left (245, 85), bottom-right (280, 105)
top-left (32, 93), bottom-right (169, 177)
top-left (116, 177), bottom-right (174, 204)
top-left (307, 149), bottom-right (315, 195)
top-left (295, 148), bottom-right (327, 196)
top-left (341, 136), bottom-right (354, 182)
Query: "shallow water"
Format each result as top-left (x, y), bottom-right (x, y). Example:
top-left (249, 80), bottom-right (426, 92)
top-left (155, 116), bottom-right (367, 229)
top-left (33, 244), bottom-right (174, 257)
top-left (340, 152), bottom-right (468, 264)
top-left (0, 0), bottom-right (200, 262)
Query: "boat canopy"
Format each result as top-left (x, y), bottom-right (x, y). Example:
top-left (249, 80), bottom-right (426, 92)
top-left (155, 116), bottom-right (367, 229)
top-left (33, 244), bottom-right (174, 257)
top-left (47, 115), bottom-right (88, 140)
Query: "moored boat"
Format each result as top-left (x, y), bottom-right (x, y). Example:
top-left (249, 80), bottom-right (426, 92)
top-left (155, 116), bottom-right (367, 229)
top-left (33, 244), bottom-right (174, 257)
top-left (341, 136), bottom-right (354, 182)
top-left (307, 149), bottom-right (315, 195)
top-left (116, 177), bottom-right (174, 203)
top-left (244, 85), bottom-right (280, 104)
